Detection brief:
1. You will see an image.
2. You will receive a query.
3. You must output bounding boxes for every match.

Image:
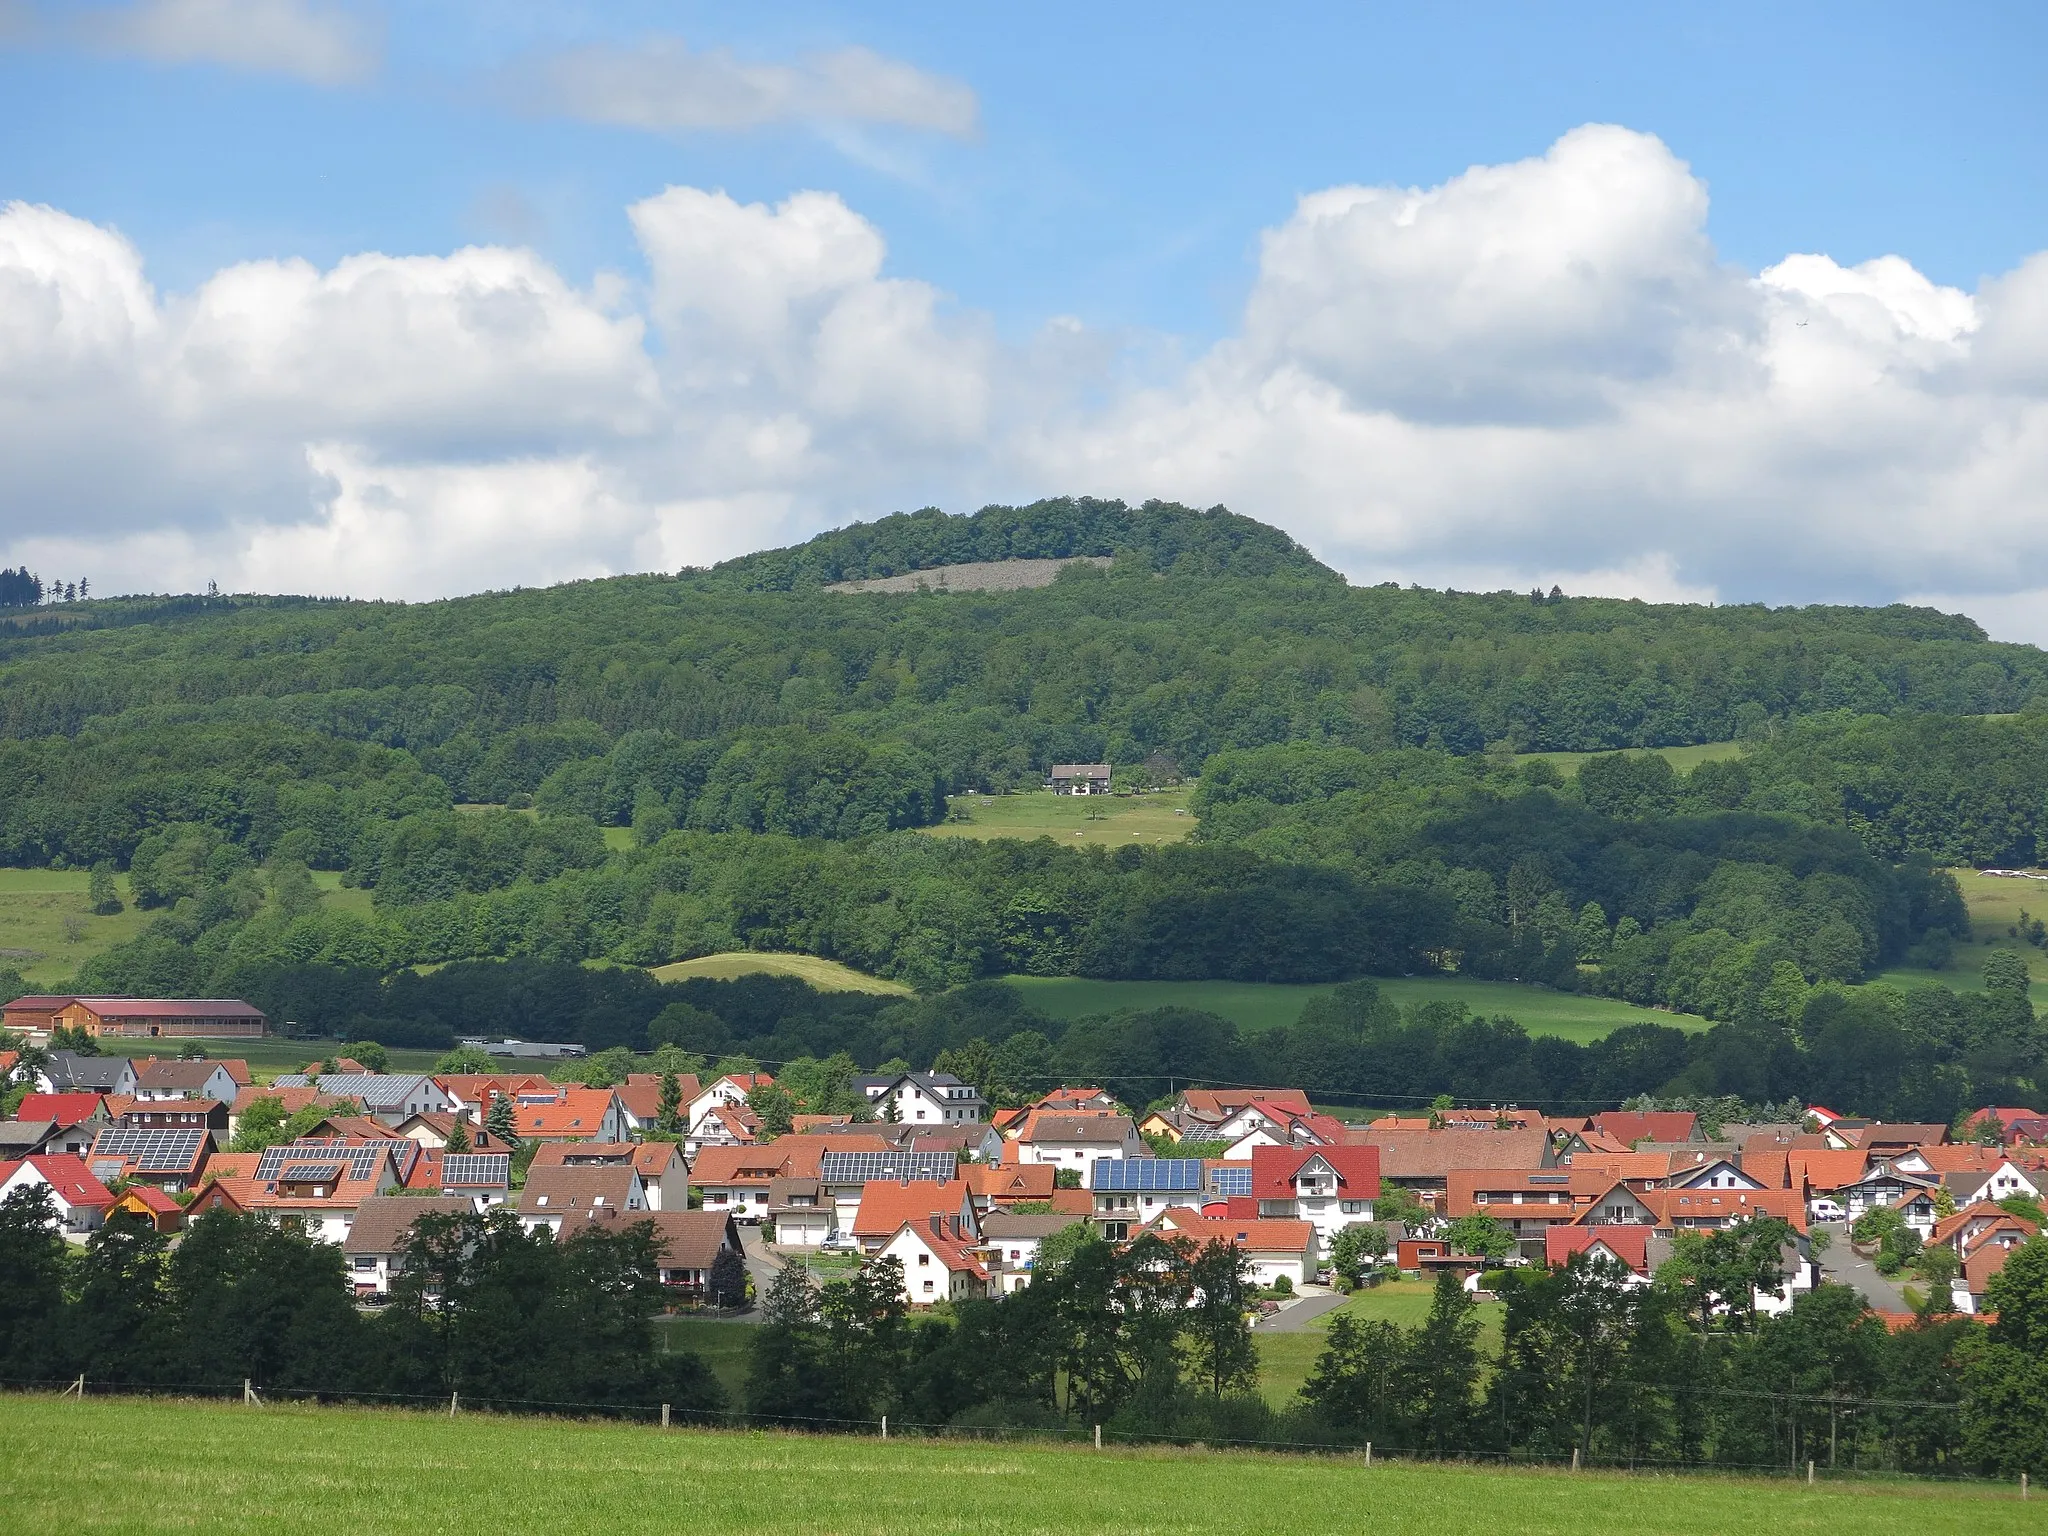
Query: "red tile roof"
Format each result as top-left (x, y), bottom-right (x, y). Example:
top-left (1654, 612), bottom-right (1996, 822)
top-left (853, 1179), bottom-right (974, 1240)
top-left (6, 1155), bottom-right (115, 1210)
top-left (15, 1093), bottom-right (106, 1127)
top-left (1150, 1208), bottom-right (1315, 1254)
top-left (1546, 1224), bottom-right (1654, 1275)
top-left (1250, 1143), bottom-right (1381, 1201)
top-left (1590, 1111), bottom-right (1698, 1146)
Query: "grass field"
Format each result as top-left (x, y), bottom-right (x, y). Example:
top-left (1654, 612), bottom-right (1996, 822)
top-left (0, 867), bottom-right (152, 985)
top-left (0, 1395), bottom-right (2030, 1535)
top-left (920, 788), bottom-right (1196, 847)
top-left (1254, 1279), bottom-right (1505, 1406)
top-left (650, 951), bottom-right (912, 995)
top-left (1003, 974), bottom-right (1708, 1042)
top-left (1513, 741), bottom-right (1745, 778)
top-left (1875, 868), bottom-right (2048, 1003)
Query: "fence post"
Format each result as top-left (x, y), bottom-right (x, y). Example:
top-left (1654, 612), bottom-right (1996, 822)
top-left (68, 1374), bottom-right (84, 1398)
top-left (1807, 1460), bottom-right (1814, 1487)
top-left (1364, 1441), bottom-right (1372, 1469)
top-left (2023, 1471), bottom-right (2029, 1500)
top-left (450, 1391), bottom-right (459, 1417)
top-left (880, 1415), bottom-right (888, 1440)
top-left (243, 1379), bottom-right (258, 1406)
top-left (661, 1403), bottom-right (670, 1431)
top-left (1094, 1424), bottom-right (1102, 1451)
top-left (1571, 1447), bottom-right (1580, 1473)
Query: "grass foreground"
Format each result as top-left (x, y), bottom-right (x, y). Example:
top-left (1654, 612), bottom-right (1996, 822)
top-left (0, 1393), bottom-right (2029, 1535)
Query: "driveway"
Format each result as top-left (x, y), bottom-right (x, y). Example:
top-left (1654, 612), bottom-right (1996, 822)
top-left (1811, 1222), bottom-right (1908, 1312)
top-left (1254, 1293), bottom-right (1348, 1331)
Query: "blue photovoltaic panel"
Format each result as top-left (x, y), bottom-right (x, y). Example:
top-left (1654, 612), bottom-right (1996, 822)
top-left (818, 1151), bottom-right (957, 1183)
top-left (88, 1128), bottom-right (206, 1171)
top-left (1092, 1158), bottom-right (1204, 1192)
top-left (1208, 1166), bottom-right (1253, 1197)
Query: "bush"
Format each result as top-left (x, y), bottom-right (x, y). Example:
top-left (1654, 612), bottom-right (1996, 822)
top-left (1270, 1273), bottom-right (1294, 1297)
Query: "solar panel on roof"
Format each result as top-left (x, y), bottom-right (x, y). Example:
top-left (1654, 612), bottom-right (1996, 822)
top-left (89, 1128), bottom-right (206, 1171)
top-left (818, 1151), bottom-right (957, 1183)
top-left (1093, 1158), bottom-right (1204, 1192)
top-left (1208, 1166), bottom-right (1253, 1197)
top-left (255, 1141), bottom-right (388, 1183)
top-left (441, 1154), bottom-right (511, 1186)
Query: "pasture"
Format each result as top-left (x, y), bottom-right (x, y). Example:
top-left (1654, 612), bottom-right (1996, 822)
top-left (650, 951), bottom-right (912, 995)
top-left (920, 788), bottom-right (1196, 847)
top-left (1513, 741), bottom-right (1745, 778)
top-left (1003, 974), bottom-right (1709, 1043)
top-left (0, 1394), bottom-right (2029, 1535)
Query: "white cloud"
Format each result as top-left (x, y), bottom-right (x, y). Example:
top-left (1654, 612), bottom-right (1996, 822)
top-left (521, 37), bottom-right (976, 138)
top-left (84, 0), bottom-right (380, 86)
top-left (5, 127), bottom-right (2048, 623)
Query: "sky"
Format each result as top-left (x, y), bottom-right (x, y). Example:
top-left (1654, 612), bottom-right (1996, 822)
top-left (2, 2), bottom-right (2047, 636)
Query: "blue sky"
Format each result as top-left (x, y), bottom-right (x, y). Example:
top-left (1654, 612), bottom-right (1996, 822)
top-left (3, 1), bottom-right (2048, 632)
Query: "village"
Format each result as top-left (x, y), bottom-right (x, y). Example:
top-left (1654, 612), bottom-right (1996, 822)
top-left (3, 992), bottom-right (2042, 1330)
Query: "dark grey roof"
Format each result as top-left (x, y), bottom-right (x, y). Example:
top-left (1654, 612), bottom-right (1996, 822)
top-left (440, 1154), bottom-right (510, 1189)
top-left (819, 1150), bottom-right (958, 1184)
top-left (0, 1121), bottom-right (56, 1152)
top-left (270, 1073), bottom-right (440, 1111)
top-left (343, 1195), bottom-right (474, 1255)
top-left (256, 1140), bottom-right (390, 1182)
top-left (45, 1053), bottom-right (132, 1092)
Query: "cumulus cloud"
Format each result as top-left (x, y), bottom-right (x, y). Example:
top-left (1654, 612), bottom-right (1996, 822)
top-left (82, 0), bottom-right (380, 86)
top-left (520, 37), bottom-right (977, 137)
top-left (6, 126), bottom-right (2048, 636)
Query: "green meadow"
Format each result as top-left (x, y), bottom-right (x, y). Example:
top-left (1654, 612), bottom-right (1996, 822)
top-left (1003, 974), bottom-right (1709, 1043)
top-left (1512, 741), bottom-right (1747, 778)
top-left (920, 787), bottom-right (1196, 848)
top-left (0, 1394), bottom-right (2029, 1535)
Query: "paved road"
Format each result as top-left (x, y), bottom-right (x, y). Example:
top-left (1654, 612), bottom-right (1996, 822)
top-left (1254, 1293), bottom-right (1348, 1331)
top-left (1811, 1222), bottom-right (1907, 1312)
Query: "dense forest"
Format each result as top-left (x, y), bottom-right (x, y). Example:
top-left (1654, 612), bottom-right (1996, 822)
top-left (3, 498), bottom-right (2048, 1114)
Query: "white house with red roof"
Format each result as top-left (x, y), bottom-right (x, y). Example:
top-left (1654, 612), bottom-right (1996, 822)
top-left (877, 1214), bottom-right (988, 1304)
top-left (0, 1155), bottom-right (116, 1235)
top-left (1250, 1145), bottom-right (1380, 1246)
top-left (1149, 1206), bottom-right (1318, 1288)
top-left (1217, 1101), bottom-right (1349, 1161)
top-left (1012, 1109), bottom-right (1142, 1184)
top-left (687, 1072), bottom-right (774, 1125)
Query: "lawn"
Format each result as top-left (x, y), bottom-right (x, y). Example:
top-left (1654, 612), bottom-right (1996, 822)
top-left (0, 1395), bottom-right (2029, 1535)
top-left (920, 788), bottom-right (1196, 848)
top-left (650, 951), bottom-right (912, 995)
top-left (1003, 974), bottom-right (1708, 1043)
top-left (1513, 741), bottom-right (1745, 779)
top-left (1254, 1280), bottom-right (1505, 1407)
top-left (0, 867), bottom-right (153, 985)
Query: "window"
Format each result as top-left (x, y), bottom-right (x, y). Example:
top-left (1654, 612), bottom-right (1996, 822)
top-left (917, 1253), bottom-right (930, 1265)
top-left (922, 1280), bottom-right (934, 1292)
top-left (1474, 1191), bottom-right (1489, 1205)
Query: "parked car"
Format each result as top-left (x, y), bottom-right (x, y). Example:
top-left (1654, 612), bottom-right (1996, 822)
top-left (1809, 1198), bottom-right (1845, 1222)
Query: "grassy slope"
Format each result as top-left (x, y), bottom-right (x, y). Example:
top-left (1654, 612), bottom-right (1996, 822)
top-left (0, 1396), bottom-right (2028, 1535)
top-left (0, 868), bottom-right (152, 985)
top-left (1005, 975), bottom-right (1709, 1042)
top-left (650, 952), bottom-right (912, 995)
top-left (1877, 868), bottom-right (2048, 1004)
top-left (1513, 742), bottom-right (1746, 779)
top-left (920, 788), bottom-right (1196, 847)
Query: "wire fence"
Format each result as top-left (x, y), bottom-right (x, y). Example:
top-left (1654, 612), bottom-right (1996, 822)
top-left (1, 1376), bottom-right (2033, 1496)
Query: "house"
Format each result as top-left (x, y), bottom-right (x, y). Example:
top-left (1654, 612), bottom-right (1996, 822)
top-left (510, 1087), bottom-right (628, 1144)
top-left (1146, 1207), bottom-right (1318, 1289)
top-left (432, 1073), bottom-right (553, 1118)
top-left (1251, 1146), bottom-right (1381, 1247)
top-left (341, 1194), bottom-right (475, 1294)
top-left (1837, 1122), bottom-right (1950, 1155)
top-left (1544, 1224), bottom-right (1663, 1280)
top-left (692, 1145), bottom-right (809, 1223)
top-left (1013, 1110), bottom-right (1142, 1183)
top-left (879, 1215), bottom-right (989, 1303)
top-left (1942, 1162), bottom-right (2041, 1208)
top-left (1178, 1087), bottom-right (1312, 1120)
top-left (38, 997), bottom-right (267, 1039)
top-left (646, 1209), bottom-right (745, 1298)
top-left (242, 1139), bottom-right (410, 1242)
top-left (111, 1185), bottom-right (186, 1233)
top-left (1359, 1125), bottom-right (1555, 1208)
top-left (852, 1178), bottom-right (980, 1254)
top-left (517, 1164), bottom-right (647, 1237)
top-left (132, 1059), bottom-right (243, 1104)
top-left (528, 1141), bottom-right (690, 1210)
top-left (686, 1073), bottom-right (774, 1127)
top-left (1834, 1162), bottom-right (1941, 1232)
top-left (854, 1071), bottom-right (987, 1126)
top-left (980, 1210), bottom-right (1081, 1294)
top-left (1046, 763), bottom-right (1111, 795)
top-left (115, 1098), bottom-right (228, 1135)
top-left (767, 1177), bottom-right (832, 1246)
top-left (1396, 1237), bottom-right (1489, 1276)
top-left (685, 1102), bottom-right (761, 1157)
top-left (820, 1148), bottom-right (961, 1233)
top-left (0, 1155), bottom-right (115, 1234)
top-left (0, 1121), bottom-right (68, 1161)
top-left (38, 1052), bottom-right (138, 1096)
top-left (614, 1072), bottom-right (702, 1136)
top-left (1446, 1168), bottom-right (1612, 1257)
top-left (963, 1161), bottom-right (1057, 1213)
top-left (1588, 1111), bottom-right (1699, 1146)
top-left (87, 1126), bottom-right (211, 1192)
top-left (270, 1073), bottom-right (452, 1127)
top-left (1031, 1086), bottom-right (1118, 1112)
top-left (1092, 1158), bottom-right (1207, 1239)
top-left (1212, 1101), bottom-right (1348, 1160)
top-left (884, 1124), bottom-right (991, 1159)
top-left (1664, 1154), bottom-right (1766, 1192)
top-left (434, 1151), bottom-right (513, 1205)
top-left (16, 1091), bottom-right (109, 1129)
top-left (1960, 1228), bottom-right (2036, 1313)
top-left (226, 1084), bottom-right (353, 1142)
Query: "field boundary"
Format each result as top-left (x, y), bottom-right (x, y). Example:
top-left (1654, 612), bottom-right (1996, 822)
top-left (0, 1380), bottom-right (2029, 1496)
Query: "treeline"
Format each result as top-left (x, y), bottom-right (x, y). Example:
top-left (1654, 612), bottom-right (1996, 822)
top-left (0, 1193), bottom-right (723, 1416)
top-left (745, 1221), bottom-right (2048, 1478)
